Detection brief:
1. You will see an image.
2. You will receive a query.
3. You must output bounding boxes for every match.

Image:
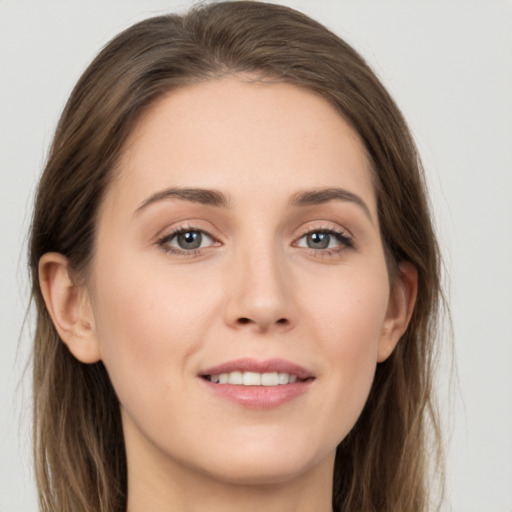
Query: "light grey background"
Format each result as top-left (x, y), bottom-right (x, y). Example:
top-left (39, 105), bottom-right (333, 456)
top-left (1, 1), bottom-right (511, 511)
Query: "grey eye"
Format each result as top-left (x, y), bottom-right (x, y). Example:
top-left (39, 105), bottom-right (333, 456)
top-left (162, 229), bottom-right (215, 251)
top-left (297, 231), bottom-right (341, 250)
top-left (176, 231), bottom-right (203, 250)
top-left (295, 229), bottom-right (353, 252)
top-left (305, 232), bottom-right (330, 249)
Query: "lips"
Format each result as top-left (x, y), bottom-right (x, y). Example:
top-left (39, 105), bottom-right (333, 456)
top-left (198, 358), bottom-right (315, 409)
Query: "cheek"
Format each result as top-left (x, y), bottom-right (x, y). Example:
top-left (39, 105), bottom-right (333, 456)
top-left (301, 264), bottom-right (389, 434)
top-left (88, 252), bottom-right (217, 410)
top-left (303, 261), bottom-right (389, 353)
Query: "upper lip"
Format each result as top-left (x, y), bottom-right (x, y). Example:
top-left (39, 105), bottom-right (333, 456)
top-left (199, 358), bottom-right (314, 380)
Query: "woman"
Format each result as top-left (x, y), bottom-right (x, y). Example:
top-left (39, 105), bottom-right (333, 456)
top-left (29, 2), bottom-right (444, 511)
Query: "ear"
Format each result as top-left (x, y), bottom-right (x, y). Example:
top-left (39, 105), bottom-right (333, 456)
top-left (377, 261), bottom-right (418, 362)
top-left (38, 252), bottom-right (101, 364)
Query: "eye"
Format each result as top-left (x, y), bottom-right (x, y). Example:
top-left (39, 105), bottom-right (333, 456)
top-left (159, 228), bottom-right (216, 253)
top-left (295, 229), bottom-right (353, 251)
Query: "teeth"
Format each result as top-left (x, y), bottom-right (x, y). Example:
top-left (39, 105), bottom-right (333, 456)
top-left (208, 371), bottom-right (299, 386)
top-left (228, 371), bottom-right (243, 385)
top-left (278, 372), bottom-right (289, 384)
top-left (243, 371), bottom-right (261, 385)
top-left (261, 372), bottom-right (278, 386)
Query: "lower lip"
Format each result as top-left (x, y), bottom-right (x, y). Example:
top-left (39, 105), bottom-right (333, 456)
top-left (200, 379), bottom-right (313, 409)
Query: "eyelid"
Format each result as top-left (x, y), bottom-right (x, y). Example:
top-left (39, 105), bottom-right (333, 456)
top-left (156, 222), bottom-right (222, 255)
top-left (294, 221), bottom-right (353, 240)
top-left (292, 222), bottom-right (355, 253)
top-left (163, 229), bottom-right (214, 247)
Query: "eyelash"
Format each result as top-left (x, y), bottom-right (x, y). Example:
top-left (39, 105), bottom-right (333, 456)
top-left (157, 225), bottom-right (218, 257)
top-left (294, 226), bottom-right (355, 257)
top-left (156, 225), bottom-right (355, 257)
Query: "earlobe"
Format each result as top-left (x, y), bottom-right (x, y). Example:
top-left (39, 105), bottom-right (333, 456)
top-left (38, 252), bottom-right (101, 364)
top-left (377, 261), bottom-right (418, 362)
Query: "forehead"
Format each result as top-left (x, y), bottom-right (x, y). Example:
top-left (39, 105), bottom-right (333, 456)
top-left (107, 76), bottom-right (376, 214)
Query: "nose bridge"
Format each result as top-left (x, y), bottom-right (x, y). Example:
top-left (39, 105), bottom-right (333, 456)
top-left (224, 233), bottom-right (294, 331)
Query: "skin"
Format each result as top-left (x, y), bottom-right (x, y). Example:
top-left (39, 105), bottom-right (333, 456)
top-left (40, 76), bottom-right (416, 512)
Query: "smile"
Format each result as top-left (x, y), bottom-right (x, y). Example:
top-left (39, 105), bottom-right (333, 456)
top-left (199, 358), bottom-right (314, 408)
top-left (205, 371), bottom-right (300, 386)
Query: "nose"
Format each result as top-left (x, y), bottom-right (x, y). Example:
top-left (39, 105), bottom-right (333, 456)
top-left (223, 243), bottom-right (296, 333)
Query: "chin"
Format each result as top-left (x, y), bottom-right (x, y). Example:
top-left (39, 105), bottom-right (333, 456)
top-left (193, 443), bottom-right (333, 487)
top-left (205, 460), bottom-right (311, 486)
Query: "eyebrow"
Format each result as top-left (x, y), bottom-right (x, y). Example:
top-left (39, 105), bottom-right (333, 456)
top-left (135, 185), bottom-right (372, 222)
top-left (289, 187), bottom-right (373, 222)
top-left (135, 187), bottom-right (230, 214)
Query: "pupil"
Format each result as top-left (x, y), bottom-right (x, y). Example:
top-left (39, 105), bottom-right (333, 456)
top-left (307, 232), bottom-right (329, 249)
top-left (178, 231), bottom-right (201, 249)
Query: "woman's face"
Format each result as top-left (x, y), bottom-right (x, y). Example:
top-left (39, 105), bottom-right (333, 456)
top-left (84, 76), bottom-right (407, 486)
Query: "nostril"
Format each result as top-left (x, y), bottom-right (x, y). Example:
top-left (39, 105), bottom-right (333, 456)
top-left (236, 316), bottom-right (290, 330)
top-left (236, 317), bottom-right (288, 326)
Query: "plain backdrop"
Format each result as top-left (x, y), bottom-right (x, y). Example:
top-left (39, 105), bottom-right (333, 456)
top-left (1, 1), bottom-right (511, 511)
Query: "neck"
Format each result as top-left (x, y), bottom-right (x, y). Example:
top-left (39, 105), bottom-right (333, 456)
top-left (127, 474), bottom-right (332, 512)
top-left (127, 469), bottom-right (333, 512)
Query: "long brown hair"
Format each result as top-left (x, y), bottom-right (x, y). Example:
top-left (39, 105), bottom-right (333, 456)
top-left (29, 2), bottom-right (445, 511)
